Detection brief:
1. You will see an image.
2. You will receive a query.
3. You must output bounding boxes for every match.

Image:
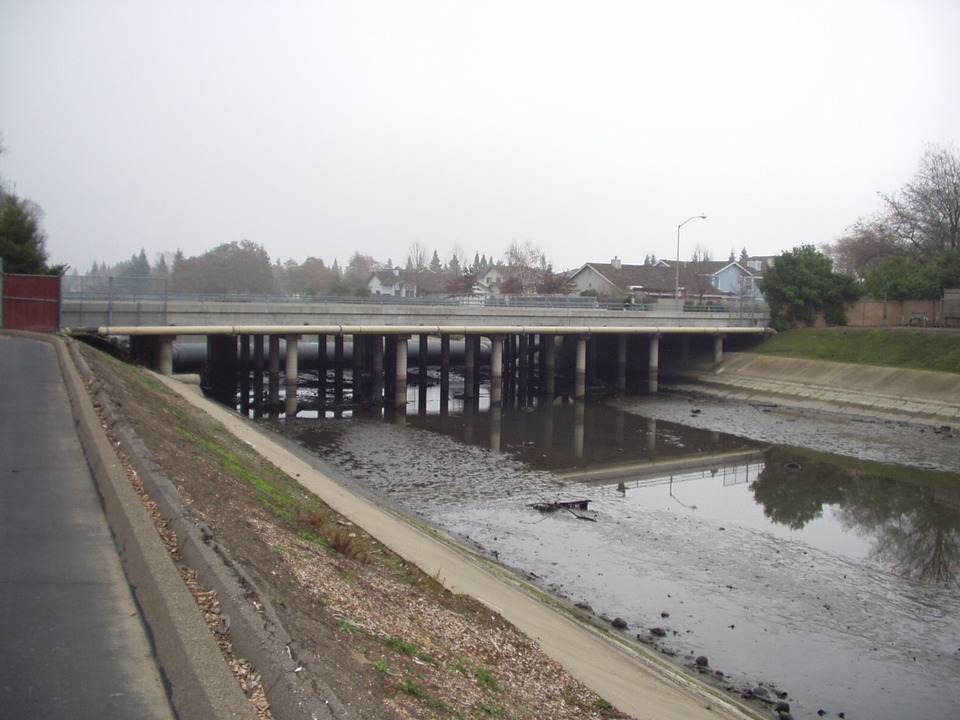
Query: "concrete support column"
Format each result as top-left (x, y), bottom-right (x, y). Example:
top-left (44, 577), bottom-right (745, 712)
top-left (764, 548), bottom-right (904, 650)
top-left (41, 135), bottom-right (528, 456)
top-left (617, 334), bottom-right (627, 392)
top-left (439, 334), bottom-right (450, 411)
top-left (490, 336), bottom-right (504, 406)
top-left (316, 334), bottom-right (327, 406)
top-left (543, 334), bottom-right (556, 398)
top-left (648, 334), bottom-right (660, 394)
top-left (353, 335), bottom-right (365, 401)
top-left (268, 335), bottom-right (280, 408)
top-left (518, 333), bottom-right (529, 400)
top-left (334, 335), bottom-right (345, 405)
top-left (575, 335), bottom-right (587, 401)
top-left (239, 335), bottom-right (250, 414)
top-left (418, 334), bottom-right (429, 413)
top-left (464, 335), bottom-right (476, 400)
top-left (586, 336), bottom-right (598, 386)
top-left (714, 334), bottom-right (724, 364)
top-left (394, 335), bottom-right (409, 410)
top-left (285, 334), bottom-right (300, 416)
top-left (157, 337), bottom-right (174, 376)
top-left (253, 335), bottom-right (264, 414)
top-left (371, 334), bottom-right (384, 406)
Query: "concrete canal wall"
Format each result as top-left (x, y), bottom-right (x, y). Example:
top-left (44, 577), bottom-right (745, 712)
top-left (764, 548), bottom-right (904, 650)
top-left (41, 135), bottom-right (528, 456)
top-left (674, 353), bottom-right (960, 426)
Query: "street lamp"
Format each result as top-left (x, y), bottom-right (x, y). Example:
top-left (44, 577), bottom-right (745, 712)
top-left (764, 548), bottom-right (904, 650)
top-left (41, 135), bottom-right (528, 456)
top-left (675, 214), bottom-right (707, 305)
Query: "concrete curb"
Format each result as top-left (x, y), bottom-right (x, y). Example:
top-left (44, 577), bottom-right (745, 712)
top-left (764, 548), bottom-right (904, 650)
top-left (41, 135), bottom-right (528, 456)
top-left (59, 336), bottom-right (350, 720)
top-left (39, 332), bottom-right (259, 720)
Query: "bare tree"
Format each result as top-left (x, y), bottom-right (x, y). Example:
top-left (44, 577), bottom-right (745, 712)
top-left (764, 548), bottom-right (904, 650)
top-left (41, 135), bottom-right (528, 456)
top-left (822, 218), bottom-right (901, 277)
top-left (407, 241), bottom-right (428, 271)
top-left (690, 245), bottom-right (714, 303)
top-left (881, 144), bottom-right (960, 256)
top-left (503, 240), bottom-right (548, 295)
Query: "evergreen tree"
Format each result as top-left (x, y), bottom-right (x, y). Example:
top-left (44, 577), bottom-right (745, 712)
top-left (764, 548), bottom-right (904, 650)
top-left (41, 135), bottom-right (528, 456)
top-left (0, 195), bottom-right (54, 274)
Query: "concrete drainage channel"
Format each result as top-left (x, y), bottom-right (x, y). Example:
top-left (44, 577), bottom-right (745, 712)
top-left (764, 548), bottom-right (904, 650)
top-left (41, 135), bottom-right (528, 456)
top-left (59, 335), bottom-right (347, 720)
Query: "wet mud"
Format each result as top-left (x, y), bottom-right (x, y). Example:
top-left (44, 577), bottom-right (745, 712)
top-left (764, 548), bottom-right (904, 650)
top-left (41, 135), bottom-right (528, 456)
top-left (266, 388), bottom-right (960, 720)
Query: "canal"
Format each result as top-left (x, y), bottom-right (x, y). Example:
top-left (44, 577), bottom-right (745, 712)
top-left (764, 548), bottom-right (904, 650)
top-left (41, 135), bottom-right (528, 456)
top-left (245, 372), bottom-right (960, 720)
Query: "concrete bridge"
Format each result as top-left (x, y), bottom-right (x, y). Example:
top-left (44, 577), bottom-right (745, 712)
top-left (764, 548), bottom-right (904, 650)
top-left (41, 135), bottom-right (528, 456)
top-left (65, 295), bottom-right (770, 413)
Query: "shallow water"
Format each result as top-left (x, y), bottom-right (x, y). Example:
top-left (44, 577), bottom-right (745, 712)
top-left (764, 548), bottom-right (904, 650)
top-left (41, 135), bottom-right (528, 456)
top-left (262, 383), bottom-right (960, 720)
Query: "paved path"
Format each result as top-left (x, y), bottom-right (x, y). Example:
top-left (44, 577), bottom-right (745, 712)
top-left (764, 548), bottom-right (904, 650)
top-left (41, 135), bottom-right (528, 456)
top-left (0, 334), bottom-right (175, 720)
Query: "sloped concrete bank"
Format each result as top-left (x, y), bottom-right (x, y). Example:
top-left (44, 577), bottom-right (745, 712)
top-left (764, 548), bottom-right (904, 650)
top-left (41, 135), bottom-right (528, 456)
top-left (671, 353), bottom-right (960, 426)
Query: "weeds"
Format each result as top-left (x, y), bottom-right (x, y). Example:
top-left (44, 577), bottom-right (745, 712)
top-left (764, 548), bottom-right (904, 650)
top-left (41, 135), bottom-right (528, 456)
top-left (387, 636), bottom-right (420, 657)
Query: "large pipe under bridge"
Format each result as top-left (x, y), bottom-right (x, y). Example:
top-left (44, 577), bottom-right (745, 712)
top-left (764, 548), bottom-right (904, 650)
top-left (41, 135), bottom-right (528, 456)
top-left (90, 323), bottom-right (770, 414)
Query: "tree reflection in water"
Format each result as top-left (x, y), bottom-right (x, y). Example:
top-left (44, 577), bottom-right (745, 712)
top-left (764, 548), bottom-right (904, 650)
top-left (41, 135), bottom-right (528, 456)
top-left (751, 447), bottom-right (960, 585)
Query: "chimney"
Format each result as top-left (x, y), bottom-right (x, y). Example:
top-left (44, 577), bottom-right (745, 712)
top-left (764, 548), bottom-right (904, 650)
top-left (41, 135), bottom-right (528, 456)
top-left (612, 256), bottom-right (622, 270)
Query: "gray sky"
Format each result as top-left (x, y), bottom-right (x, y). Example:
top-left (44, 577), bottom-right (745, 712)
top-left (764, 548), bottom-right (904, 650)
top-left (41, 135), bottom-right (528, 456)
top-left (2, 1), bottom-right (958, 275)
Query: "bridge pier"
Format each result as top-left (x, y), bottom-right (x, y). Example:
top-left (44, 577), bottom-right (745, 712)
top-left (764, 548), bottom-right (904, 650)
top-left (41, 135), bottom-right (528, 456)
top-left (464, 334), bottom-right (477, 401)
top-left (285, 334), bottom-right (300, 416)
top-left (253, 335), bottom-right (264, 413)
top-left (517, 333), bottom-right (531, 405)
top-left (394, 335), bottom-right (409, 410)
top-left (648, 334), bottom-right (660, 394)
top-left (418, 334), bottom-right (429, 414)
top-left (369, 335), bottom-right (384, 406)
top-left (239, 335), bottom-right (251, 415)
top-left (333, 335), bottom-right (345, 406)
top-left (268, 336), bottom-right (281, 410)
top-left (353, 334), bottom-right (366, 403)
top-left (490, 336), bottom-right (504, 406)
top-left (543, 334), bottom-right (556, 398)
top-left (575, 335), bottom-right (587, 401)
top-left (617, 335), bottom-right (627, 392)
top-left (439, 334), bottom-right (450, 412)
top-left (714, 333), bottom-right (724, 364)
top-left (315, 333), bottom-right (327, 406)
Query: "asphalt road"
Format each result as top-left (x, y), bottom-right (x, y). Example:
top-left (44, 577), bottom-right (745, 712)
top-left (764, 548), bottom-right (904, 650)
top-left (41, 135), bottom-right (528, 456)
top-left (0, 334), bottom-right (175, 720)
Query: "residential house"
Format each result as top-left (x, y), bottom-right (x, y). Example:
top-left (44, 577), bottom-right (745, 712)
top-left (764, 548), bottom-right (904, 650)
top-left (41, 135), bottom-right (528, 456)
top-left (367, 267), bottom-right (458, 298)
top-left (568, 256), bottom-right (763, 305)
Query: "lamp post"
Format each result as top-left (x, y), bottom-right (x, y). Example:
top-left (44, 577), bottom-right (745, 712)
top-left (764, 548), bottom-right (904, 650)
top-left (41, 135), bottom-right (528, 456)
top-left (675, 214), bottom-right (707, 306)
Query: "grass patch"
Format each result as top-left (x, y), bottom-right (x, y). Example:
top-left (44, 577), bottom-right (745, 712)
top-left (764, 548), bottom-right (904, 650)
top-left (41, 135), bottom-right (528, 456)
top-left (474, 666), bottom-right (499, 692)
top-left (399, 679), bottom-right (425, 697)
top-left (338, 618), bottom-right (364, 634)
top-left (477, 702), bottom-right (506, 717)
top-left (387, 636), bottom-right (420, 657)
top-left (750, 327), bottom-right (960, 373)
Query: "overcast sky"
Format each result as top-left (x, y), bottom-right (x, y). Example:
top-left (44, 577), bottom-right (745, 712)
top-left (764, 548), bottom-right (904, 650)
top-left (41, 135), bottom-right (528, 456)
top-left (2, 1), bottom-right (958, 275)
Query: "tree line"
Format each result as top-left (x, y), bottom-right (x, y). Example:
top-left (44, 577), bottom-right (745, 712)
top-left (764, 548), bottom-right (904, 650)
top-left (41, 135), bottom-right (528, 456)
top-left (761, 144), bottom-right (960, 329)
top-left (76, 238), bottom-right (567, 298)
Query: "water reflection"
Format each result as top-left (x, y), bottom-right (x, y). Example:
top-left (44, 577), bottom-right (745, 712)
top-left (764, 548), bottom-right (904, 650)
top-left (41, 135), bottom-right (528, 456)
top-left (752, 448), bottom-right (960, 585)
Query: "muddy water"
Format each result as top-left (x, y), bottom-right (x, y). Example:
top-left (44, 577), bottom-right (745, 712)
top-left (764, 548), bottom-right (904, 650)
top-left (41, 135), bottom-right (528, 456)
top-left (262, 382), bottom-right (960, 720)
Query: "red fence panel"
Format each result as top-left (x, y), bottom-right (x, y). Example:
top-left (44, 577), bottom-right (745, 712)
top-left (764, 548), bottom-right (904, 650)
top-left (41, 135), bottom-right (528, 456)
top-left (2, 274), bottom-right (61, 331)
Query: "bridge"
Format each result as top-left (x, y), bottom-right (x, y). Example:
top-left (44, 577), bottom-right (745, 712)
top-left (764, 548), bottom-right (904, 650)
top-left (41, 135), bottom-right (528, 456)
top-left (62, 294), bottom-right (770, 412)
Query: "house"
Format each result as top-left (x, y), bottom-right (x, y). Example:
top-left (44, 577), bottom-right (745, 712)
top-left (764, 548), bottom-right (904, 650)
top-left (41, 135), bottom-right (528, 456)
top-left (475, 265), bottom-right (524, 297)
top-left (367, 268), bottom-right (458, 298)
top-left (568, 256), bottom-right (763, 304)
